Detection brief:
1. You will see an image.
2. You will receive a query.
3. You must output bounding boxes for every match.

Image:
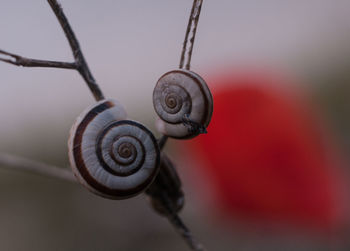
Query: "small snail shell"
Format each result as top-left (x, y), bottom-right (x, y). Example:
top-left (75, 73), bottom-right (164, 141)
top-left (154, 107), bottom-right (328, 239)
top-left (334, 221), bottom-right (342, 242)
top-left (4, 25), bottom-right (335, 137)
top-left (68, 99), bottom-right (160, 200)
top-left (153, 69), bottom-right (213, 139)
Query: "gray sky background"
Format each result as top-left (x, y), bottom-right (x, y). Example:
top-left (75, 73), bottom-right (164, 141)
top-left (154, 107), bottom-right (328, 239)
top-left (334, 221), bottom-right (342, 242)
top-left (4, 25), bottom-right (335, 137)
top-left (0, 0), bottom-right (350, 150)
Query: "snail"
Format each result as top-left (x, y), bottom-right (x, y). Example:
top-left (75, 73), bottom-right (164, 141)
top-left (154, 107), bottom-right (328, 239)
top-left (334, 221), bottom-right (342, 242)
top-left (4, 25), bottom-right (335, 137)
top-left (68, 99), bottom-right (160, 199)
top-left (153, 69), bottom-right (213, 139)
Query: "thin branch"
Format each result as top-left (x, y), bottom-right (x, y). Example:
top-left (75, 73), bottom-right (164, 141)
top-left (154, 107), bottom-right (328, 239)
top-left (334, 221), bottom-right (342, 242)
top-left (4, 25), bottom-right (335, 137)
top-left (0, 49), bottom-right (76, 69)
top-left (170, 3), bottom-right (207, 246)
top-left (185, 0), bottom-right (203, 70)
top-left (179, 0), bottom-right (204, 70)
top-left (146, 154), bottom-right (206, 251)
top-left (179, 0), bottom-right (197, 69)
top-left (0, 152), bottom-right (76, 183)
top-left (167, 213), bottom-right (206, 251)
top-left (159, 192), bottom-right (206, 251)
top-left (158, 135), bottom-right (169, 150)
top-left (47, 0), bottom-right (104, 101)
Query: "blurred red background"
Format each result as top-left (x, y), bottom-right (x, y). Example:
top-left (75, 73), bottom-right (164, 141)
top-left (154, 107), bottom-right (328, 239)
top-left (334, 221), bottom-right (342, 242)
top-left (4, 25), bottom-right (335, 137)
top-left (181, 69), bottom-right (349, 234)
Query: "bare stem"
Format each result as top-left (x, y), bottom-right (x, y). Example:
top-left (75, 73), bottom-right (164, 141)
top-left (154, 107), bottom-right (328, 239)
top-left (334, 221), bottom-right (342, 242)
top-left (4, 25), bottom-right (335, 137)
top-left (185, 0), bottom-right (203, 70)
top-left (0, 49), bottom-right (76, 69)
top-left (159, 192), bottom-right (206, 251)
top-left (146, 154), bottom-right (206, 251)
top-left (179, 0), bottom-right (204, 70)
top-left (47, 0), bottom-right (104, 101)
top-left (158, 135), bottom-right (169, 150)
top-left (179, 0), bottom-right (197, 69)
top-left (0, 152), bottom-right (76, 183)
top-left (167, 213), bottom-right (206, 251)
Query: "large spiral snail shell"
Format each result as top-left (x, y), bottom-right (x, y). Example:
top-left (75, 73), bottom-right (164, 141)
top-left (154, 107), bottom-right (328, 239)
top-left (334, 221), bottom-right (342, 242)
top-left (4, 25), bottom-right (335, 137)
top-left (153, 69), bottom-right (213, 139)
top-left (68, 99), bottom-right (160, 199)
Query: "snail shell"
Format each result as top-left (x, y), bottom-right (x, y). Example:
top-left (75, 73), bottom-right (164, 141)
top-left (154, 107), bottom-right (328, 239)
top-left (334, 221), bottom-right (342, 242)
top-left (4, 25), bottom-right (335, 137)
top-left (68, 99), bottom-right (160, 199)
top-left (153, 69), bottom-right (213, 139)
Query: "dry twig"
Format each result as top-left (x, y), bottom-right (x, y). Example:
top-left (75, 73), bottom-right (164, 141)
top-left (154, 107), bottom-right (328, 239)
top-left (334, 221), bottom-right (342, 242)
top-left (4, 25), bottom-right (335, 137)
top-left (179, 0), bottom-right (204, 70)
top-left (146, 153), bottom-right (205, 250)
top-left (161, 192), bottom-right (206, 251)
top-left (47, 0), bottom-right (104, 101)
top-left (0, 152), bottom-right (75, 183)
top-left (0, 49), bottom-right (76, 69)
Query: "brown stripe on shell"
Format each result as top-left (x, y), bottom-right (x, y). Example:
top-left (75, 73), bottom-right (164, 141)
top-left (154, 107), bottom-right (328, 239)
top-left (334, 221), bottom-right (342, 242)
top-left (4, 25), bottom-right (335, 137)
top-left (95, 122), bottom-right (146, 177)
top-left (72, 102), bottom-right (160, 199)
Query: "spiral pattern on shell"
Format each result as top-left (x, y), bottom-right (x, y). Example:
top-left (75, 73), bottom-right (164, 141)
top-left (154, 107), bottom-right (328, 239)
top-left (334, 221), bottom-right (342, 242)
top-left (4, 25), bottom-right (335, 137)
top-left (68, 99), bottom-right (160, 199)
top-left (153, 69), bottom-right (213, 139)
